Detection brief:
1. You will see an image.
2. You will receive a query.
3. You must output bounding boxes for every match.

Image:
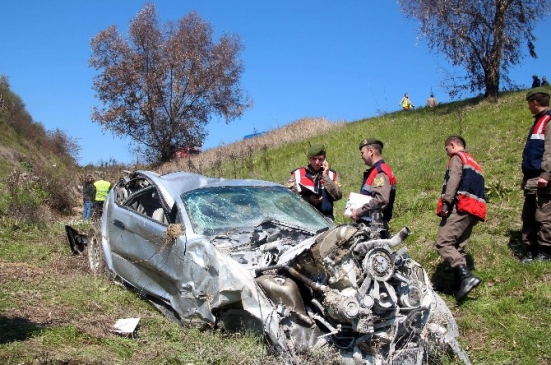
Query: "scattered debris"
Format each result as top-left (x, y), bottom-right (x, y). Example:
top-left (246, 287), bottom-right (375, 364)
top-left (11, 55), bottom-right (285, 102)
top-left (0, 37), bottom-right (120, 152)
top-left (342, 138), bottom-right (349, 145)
top-left (113, 317), bottom-right (140, 336)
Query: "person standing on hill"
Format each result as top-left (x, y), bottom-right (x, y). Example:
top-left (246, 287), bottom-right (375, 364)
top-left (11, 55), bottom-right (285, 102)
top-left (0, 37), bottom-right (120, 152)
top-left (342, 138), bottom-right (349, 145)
top-left (351, 139), bottom-right (397, 235)
top-left (542, 76), bottom-right (549, 87)
top-left (532, 75), bottom-right (541, 88)
top-left (399, 93), bottom-right (414, 110)
top-left (82, 174), bottom-right (96, 221)
top-left (93, 174), bottom-right (112, 219)
top-left (287, 143), bottom-right (342, 221)
top-left (521, 87), bottom-right (551, 262)
top-left (426, 92), bottom-right (437, 108)
top-left (435, 135), bottom-right (486, 302)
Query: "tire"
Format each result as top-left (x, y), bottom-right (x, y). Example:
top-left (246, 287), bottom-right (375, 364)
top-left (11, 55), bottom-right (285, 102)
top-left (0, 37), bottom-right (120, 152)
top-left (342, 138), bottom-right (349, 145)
top-left (87, 223), bottom-right (107, 276)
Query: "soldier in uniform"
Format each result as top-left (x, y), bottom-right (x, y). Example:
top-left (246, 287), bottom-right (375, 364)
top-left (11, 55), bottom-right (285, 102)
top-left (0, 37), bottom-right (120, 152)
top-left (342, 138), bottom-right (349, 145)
top-left (351, 139), bottom-right (397, 233)
top-left (287, 143), bottom-right (342, 221)
top-left (521, 87), bottom-right (551, 262)
top-left (435, 135), bottom-right (486, 302)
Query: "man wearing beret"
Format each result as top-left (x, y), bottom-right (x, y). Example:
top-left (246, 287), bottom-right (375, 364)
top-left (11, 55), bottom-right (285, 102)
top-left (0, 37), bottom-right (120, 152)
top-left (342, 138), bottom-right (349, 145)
top-left (521, 87), bottom-right (551, 262)
top-left (287, 143), bottom-right (342, 221)
top-left (351, 139), bottom-right (396, 232)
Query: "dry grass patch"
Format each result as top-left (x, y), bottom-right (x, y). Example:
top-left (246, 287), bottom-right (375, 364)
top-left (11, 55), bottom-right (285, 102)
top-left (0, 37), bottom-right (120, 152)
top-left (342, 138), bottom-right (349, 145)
top-left (158, 117), bottom-right (344, 175)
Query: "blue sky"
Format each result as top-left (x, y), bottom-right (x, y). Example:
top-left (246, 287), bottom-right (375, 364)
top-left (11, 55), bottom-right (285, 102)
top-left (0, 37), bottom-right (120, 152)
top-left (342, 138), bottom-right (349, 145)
top-left (1, 1), bottom-right (550, 165)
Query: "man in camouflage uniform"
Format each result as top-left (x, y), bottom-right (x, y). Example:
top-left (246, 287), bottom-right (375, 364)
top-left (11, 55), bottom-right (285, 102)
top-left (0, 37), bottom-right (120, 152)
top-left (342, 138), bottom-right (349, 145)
top-left (287, 143), bottom-right (342, 221)
top-left (435, 135), bottom-right (486, 302)
top-left (521, 87), bottom-right (551, 262)
top-left (351, 139), bottom-right (397, 233)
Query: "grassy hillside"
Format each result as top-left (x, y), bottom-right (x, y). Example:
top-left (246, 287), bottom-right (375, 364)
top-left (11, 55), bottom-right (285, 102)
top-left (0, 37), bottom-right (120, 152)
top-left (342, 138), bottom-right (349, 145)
top-left (0, 77), bottom-right (82, 220)
top-left (169, 90), bottom-right (550, 364)
top-left (1, 90), bottom-right (550, 364)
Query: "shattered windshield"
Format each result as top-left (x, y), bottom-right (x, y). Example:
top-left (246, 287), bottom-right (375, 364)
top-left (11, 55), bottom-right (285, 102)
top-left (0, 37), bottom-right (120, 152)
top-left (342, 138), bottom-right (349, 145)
top-left (181, 185), bottom-right (332, 235)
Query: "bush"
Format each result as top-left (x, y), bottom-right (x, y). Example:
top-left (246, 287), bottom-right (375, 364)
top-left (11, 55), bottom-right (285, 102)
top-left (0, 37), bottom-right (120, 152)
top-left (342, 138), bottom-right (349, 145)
top-left (1, 169), bottom-right (51, 222)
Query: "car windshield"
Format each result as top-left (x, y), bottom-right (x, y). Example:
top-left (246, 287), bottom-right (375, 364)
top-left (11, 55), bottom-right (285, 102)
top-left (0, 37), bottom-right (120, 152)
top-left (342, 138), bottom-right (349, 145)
top-left (181, 185), bottom-right (332, 235)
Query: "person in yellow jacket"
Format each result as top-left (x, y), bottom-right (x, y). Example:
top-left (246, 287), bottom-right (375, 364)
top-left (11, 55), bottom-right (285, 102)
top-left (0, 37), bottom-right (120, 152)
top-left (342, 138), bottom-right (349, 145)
top-left (93, 174), bottom-right (112, 219)
top-left (399, 93), bottom-right (414, 110)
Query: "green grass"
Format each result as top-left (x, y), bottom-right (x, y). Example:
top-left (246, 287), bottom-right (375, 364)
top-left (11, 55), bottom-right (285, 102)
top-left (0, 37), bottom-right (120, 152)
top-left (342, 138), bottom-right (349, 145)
top-left (2, 90), bottom-right (551, 364)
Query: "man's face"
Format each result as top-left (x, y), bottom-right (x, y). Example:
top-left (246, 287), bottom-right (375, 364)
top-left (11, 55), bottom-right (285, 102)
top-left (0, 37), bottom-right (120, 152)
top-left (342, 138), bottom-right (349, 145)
top-left (527, 99), bottom-right (539, 115)
top-left (445, 142), bottom-right (462, 157)
top-left (360, 146), bottom-right (373, 166)
top-left (444, 143), bottom-right (454, 157)
top-left (308, 154), bottom-right (325, 171)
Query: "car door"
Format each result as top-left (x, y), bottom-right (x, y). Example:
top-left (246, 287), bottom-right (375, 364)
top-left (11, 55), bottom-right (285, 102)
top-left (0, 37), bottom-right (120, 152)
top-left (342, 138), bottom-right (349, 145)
top-left (107, 185), bottom-right (187, 301)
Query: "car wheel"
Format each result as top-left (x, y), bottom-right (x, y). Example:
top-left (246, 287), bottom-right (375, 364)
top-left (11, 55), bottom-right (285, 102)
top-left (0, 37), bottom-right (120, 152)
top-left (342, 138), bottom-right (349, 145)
top-left (87, 223), bottom-right (107, 276)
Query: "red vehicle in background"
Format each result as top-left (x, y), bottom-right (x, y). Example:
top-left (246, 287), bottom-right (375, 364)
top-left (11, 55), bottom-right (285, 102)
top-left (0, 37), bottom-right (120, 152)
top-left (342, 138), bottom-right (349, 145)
top-left (172, 146), bottom-right (201, 159)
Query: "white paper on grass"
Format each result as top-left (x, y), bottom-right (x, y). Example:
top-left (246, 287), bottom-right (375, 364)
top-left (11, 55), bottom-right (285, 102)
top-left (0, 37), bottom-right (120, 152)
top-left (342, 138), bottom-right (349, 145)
top-left (113, 317), bottom-right (140, 335)
top-left (343, 192), bottom-right (372, 217)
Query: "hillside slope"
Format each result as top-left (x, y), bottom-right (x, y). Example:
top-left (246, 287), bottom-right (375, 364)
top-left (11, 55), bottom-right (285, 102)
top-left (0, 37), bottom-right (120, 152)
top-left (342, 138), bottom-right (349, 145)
top-left (0, 77), bottom-right (80, 220)
top-left (1, 89), bottom-right (549, 365)
top-left (161, 90), bottom-right (550, 364)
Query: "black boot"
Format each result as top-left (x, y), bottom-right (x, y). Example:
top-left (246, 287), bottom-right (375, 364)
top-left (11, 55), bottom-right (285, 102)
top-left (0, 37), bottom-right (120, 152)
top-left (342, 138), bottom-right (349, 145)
top-left (521, 245), bottom-right (539, 263)
top-left (455, 265), bottom-right (481, 302)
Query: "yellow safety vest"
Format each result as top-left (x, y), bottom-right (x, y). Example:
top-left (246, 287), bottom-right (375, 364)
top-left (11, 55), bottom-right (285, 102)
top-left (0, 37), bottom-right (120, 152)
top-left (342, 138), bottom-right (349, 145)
top-left (94, 180), bottom-right (111, 202)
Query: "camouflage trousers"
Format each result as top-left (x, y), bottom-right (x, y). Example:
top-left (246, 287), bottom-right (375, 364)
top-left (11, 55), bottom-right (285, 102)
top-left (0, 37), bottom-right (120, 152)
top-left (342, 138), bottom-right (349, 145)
top-left (436, 208), bottom-right (479, 268)
top-left (522, 192), bottom-right (551, 253)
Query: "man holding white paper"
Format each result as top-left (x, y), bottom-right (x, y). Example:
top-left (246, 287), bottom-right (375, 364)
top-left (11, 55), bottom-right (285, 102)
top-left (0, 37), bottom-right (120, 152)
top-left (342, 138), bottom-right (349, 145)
top-left (350, 139), bottom-right (397, 230)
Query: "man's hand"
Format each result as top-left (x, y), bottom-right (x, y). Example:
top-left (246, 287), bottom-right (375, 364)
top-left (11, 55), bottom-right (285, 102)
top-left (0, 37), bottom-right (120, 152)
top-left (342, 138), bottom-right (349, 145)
top-left (437, 203), bottom-right (450, 218)
top-left (537, 177), bottom-right (549, 188)
top-left (309, 195), bottom-right (323, 206)
top-left (350, 207), bottom-right (358, 220)
top-left (322, 160), bottom-right (330, 174)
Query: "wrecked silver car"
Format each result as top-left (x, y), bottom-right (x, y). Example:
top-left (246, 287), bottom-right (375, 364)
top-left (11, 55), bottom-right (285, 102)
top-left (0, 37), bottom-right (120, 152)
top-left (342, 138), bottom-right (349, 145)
top-left (68, 170), bottom-right (471, 364)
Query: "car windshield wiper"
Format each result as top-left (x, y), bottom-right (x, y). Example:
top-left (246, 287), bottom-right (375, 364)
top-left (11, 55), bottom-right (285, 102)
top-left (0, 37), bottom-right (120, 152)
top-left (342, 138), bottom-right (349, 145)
top-left (315, 226), bottom-right (330, 234)
top-left (255, 217), bottom-right (317, 234)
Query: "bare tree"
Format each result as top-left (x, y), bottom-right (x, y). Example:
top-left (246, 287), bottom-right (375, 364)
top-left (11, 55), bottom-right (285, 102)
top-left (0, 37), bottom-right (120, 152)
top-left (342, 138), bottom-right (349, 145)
top-left (398, 0), bottom-right (551, 100)
top-left (90, 4), bottom-right (252, 162)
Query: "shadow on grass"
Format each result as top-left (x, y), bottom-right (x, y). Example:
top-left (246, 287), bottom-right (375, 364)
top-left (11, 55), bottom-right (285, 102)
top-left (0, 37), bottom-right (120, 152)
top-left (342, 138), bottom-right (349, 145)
top-left (507, 229), bottom-right (525, 260)
top-left (0, 316), bottom-right (44, 344)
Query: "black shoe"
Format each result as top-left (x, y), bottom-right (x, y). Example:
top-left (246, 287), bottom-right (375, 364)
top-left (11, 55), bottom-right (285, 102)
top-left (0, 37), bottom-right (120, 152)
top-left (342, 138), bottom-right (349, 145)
top-left (455, 265), bottom-right (481, 302)
top-left (534, 252), bottom-right (551, 261)
top-left (521, 251), bottom-right (535, 263)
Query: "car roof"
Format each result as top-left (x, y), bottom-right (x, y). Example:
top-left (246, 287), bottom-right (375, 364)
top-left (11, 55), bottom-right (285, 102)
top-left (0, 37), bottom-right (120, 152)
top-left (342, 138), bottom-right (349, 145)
top-left (135, 170), bottom-right (284, 204)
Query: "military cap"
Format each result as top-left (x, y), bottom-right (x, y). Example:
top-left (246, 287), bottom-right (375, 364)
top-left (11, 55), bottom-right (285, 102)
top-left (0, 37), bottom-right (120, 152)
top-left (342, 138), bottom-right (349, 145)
top-left (526, 87), bottom-right (550, 100)
top-left (307, 143), bottom-right (326, 158)
top-left (359, 138), bottom-right (384, 151)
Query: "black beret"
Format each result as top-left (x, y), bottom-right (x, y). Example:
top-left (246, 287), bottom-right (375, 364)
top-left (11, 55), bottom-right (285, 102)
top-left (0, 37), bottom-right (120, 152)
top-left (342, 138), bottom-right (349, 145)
top-left (526, 87), bottom-right (550, 100)
top-left (359, 138), bottom-right (384, 151)
top-left (307, 143), bottom-right (326, 158)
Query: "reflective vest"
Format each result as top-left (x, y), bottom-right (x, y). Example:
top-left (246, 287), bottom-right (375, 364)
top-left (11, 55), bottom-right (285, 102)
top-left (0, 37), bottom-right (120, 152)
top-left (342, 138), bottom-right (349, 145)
top-left (402, 98), bottom-right (410, 109)
top-left (360, 160), bottom-right (396, 222)
top-left (436, 151), bottom-right (486, 221)
top-left (293, 167), bottom-right (337, 218)
top-left (522, 111), bottom-right (551, 179)
top-left (94, 180), bottom-right (111, 202)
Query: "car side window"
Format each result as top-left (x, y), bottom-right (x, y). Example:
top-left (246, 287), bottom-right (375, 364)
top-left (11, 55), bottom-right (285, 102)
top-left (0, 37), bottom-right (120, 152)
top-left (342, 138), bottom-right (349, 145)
top-left (125, 187), bottom-right (169, 225)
